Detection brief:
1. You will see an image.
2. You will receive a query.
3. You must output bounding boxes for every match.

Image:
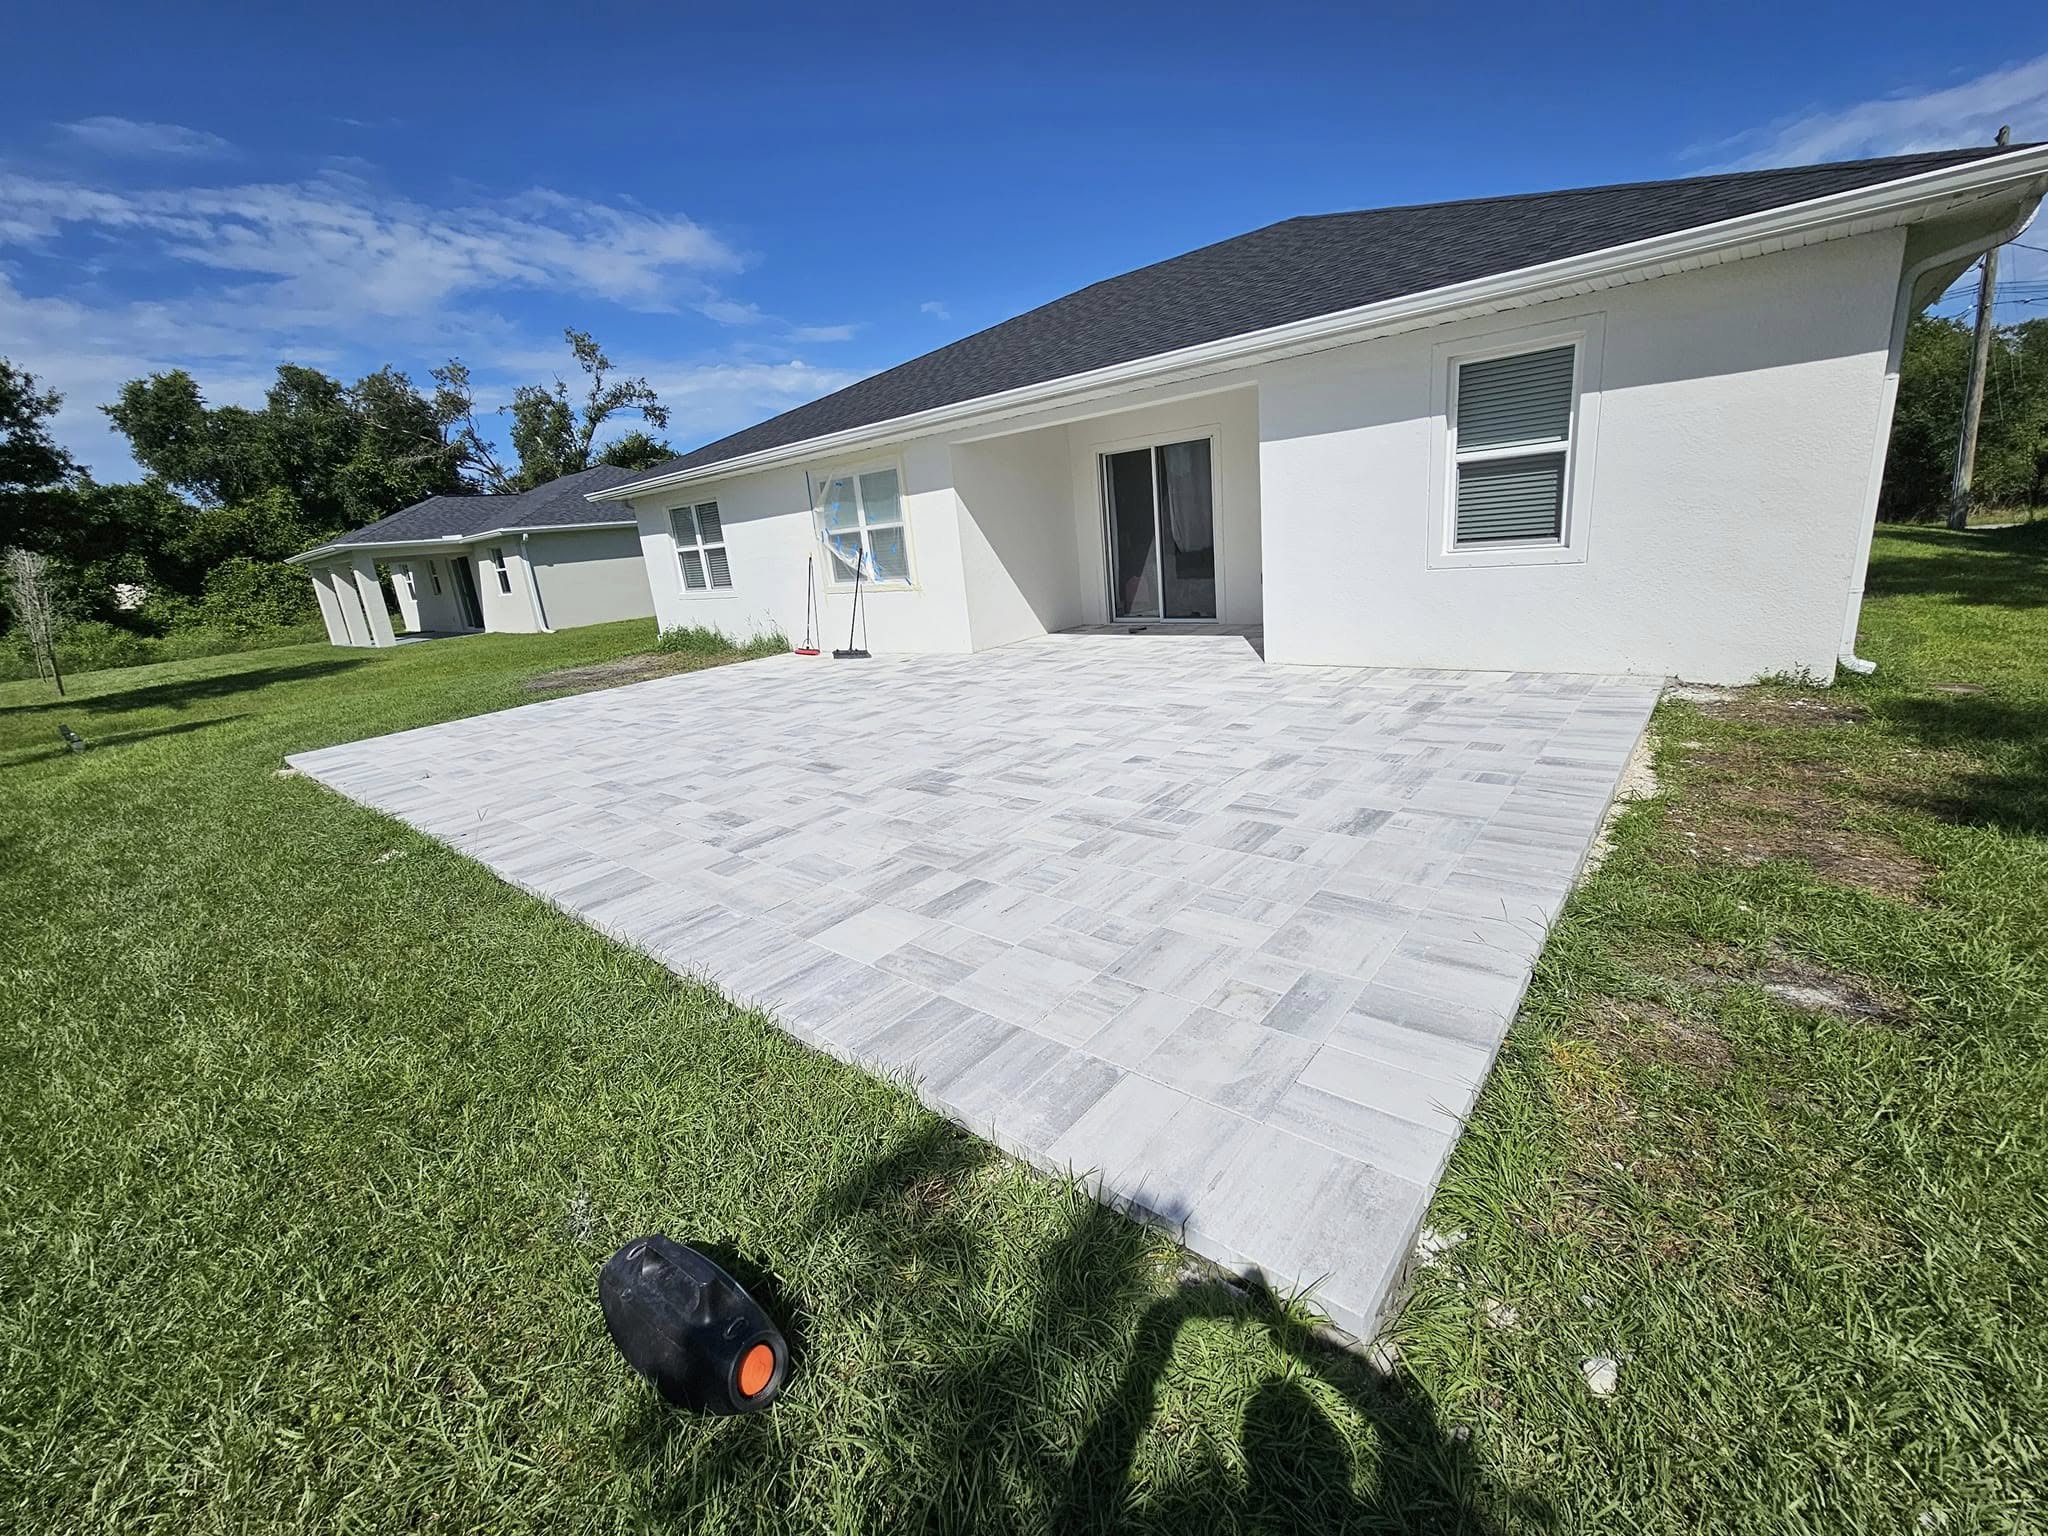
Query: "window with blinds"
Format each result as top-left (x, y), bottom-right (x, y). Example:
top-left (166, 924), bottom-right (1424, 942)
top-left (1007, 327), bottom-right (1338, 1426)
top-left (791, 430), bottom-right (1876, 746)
top-left (669, 502), bottom-right (732, 592)
top-left (1451, 343), bottom-right (1575, 547)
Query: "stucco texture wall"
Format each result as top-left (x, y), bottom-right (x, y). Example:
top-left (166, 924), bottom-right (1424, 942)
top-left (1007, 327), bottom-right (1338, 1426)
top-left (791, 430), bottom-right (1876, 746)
top-left (1257, 229), bottom-right (1908, 682)
top-left (633, 439), bottom-right (976, 653)
top-left (525, 527), bottom-right (654, 631)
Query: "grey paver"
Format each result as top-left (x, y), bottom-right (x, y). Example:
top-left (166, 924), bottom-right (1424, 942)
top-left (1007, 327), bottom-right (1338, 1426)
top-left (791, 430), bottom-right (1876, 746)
top-left (289, 629), bottom-right (1656, 1340)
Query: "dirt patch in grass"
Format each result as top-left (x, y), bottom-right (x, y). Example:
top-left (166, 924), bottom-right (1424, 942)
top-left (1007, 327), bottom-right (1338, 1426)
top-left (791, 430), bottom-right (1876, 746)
top-left (1754, 958), bottom-right (1912, 1024)
top-left (1538, 1002), bottom-right (1739, 1264)
top-left (1574, 994), bottom-right (1736, 1084)
top-left (1695, 693), bottom-right (1870, 728)
top-left (1666, 740), bottom-right (1935, 901)
top-left (522, 653), bottom-right (713, 694)
top-left (1686, 950), bottom-right (1914, 1026)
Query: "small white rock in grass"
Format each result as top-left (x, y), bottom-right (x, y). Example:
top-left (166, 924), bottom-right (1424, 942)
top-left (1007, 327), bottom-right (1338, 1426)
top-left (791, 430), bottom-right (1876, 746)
top-left (1917, 1510), bottom-right (1946, 1530)
top-left (272, 766), bottom-right (302, 779)
top-left (1482, 1298), bottom-right (1519, 1330)
top-left (1450, 1425), bottom-right (1472, 1444)
top-left (1414, 1227), bottom-right (1466, 1268)
top-left (1578, 1293), bottom-right (1598, 1312)
top-left (375, 849), bottom-right (406, 864)
top-left (1581, 1355), bottom-right (1620, 1397)
top-left (1365, 1338), bottom-right (1400, 1376)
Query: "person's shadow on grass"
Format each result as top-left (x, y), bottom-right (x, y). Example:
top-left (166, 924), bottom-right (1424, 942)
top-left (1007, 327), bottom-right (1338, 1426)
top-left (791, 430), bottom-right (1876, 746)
top-left (620, 1118), bottom-right (1542, 1533)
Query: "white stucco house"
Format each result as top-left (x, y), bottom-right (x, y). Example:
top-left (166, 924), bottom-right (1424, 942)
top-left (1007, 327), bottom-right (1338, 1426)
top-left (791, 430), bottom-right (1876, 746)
top-left (289, 465), bottom-right (655, 647)
top-left (592, 145), bottom-right (2046, 683)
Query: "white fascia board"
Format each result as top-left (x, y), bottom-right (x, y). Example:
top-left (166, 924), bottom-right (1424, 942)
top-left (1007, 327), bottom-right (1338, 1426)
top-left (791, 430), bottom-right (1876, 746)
top-left (588, 147), bottom-right (2048, 504)
top-left (286, 520), bottom-right (637, 564)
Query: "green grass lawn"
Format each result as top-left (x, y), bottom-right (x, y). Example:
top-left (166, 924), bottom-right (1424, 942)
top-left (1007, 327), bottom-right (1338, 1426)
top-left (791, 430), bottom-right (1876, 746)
top-left (3, 533), bottom-right (2045, 1534)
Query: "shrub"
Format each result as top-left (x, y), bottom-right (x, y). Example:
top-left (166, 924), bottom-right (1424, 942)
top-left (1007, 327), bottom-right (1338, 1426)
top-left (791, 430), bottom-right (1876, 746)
top-left (199, 558), bottom-right (320, 635)
top-left (0, 620), bottom-right (329, 683)
top-left (653, 622), bottom-right (786, 659)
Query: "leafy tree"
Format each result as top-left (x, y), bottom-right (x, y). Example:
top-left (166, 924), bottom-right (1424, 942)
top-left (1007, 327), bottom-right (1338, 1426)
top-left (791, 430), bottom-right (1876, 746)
top-left (340, 366), bottom-right (467, 524)
top-left (104, 370), bottom-right (265, 506)
top-left (0, 360), bottom-right (78, 552)
top-left (1882, 312), bottom-right (2048, 520)
top-left (172, 487), bottom-right (323, 574)
top-left (106, 364), bottom-right (465, 526)
top-left (429, 359), bottom-right (517, 494)
top-left (436, 330), bottom-right (671, 491)
top-left (509, 330), bottom-right (670, 489)
top-left (597, 429), bottom-right (677, 472)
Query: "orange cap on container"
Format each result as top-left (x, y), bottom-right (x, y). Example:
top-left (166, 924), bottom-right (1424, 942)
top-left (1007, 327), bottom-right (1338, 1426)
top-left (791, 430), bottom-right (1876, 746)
top-left (737, 1343), bottom-right (774, 1398)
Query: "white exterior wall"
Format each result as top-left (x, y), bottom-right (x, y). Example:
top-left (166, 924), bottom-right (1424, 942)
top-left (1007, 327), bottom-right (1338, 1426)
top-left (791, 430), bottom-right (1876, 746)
top-left (952, 424), bottom-right (1083, 649)
top-left (406, 556), bottom-right (470, 632)
top-left (633, 436), bottom-right (975, 652)
top-left (524, 526), bottom-right (656, 630)
top-left (1060, 387), bottom-right (1263, 627)
top-left (1258, 230), bottom-right (1908, 681)
top-left (619, 227), bottom-right (1909, 680)
top-left (468, 540), bottom-right (541, 634)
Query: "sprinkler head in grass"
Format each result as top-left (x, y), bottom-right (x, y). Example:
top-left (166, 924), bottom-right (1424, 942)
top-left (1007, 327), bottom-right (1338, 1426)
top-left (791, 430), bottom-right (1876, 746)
top-left (599, 1235), bottom-right (787, 1414)
top-left (58, 725), bottom-right (87, 752)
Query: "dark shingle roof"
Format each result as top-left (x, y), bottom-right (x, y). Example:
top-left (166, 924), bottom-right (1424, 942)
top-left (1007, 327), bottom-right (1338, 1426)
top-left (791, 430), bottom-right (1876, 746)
top-left (321, 463), bottom-right (641, 551)
top-left (617, 145), bottom-right (2032, 488)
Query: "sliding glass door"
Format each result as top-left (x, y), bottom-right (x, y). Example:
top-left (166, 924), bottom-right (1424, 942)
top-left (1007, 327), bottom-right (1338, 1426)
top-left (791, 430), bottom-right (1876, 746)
top-left (1102, 438), bottom-right (1216, 620)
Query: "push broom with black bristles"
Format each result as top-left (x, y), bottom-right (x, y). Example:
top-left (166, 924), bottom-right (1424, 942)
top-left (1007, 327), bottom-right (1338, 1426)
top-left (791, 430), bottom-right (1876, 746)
top-left (830, 533), bottom-right (870, 659)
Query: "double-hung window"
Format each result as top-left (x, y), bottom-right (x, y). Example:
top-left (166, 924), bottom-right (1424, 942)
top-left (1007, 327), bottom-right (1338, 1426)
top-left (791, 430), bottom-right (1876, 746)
top-left (490, 546), bottom-right (512, 593)
top-left (670, 502), bottom-right (732, 592)
top-left (1450, 343), bottom-right (1577, 548)
top-left (427, 560), bottom-right (443, 595)
top-left (815, 465), bottom-right (910, 585)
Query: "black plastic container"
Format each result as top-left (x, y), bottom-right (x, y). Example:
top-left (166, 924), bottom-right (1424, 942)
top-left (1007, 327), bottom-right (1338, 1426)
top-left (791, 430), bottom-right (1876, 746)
top-left (599, 1235), bottom-right (788, 1414)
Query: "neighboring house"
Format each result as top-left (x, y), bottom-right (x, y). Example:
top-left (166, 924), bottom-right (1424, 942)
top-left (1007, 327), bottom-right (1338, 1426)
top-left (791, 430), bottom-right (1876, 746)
top-left (289, 465), bottom-right (655, 647)
top-left (594, 146), bottom-right (2048, 683)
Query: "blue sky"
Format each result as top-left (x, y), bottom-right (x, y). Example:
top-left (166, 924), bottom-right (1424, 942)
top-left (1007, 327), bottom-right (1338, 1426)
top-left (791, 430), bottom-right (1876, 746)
top-left (4, 0), bottom-right (2046, 481)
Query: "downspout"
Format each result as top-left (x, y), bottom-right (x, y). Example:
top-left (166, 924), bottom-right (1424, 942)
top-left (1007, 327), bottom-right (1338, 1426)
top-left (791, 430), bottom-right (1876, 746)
top-left (1839, 200), bottom-right (2042, 674)
top-left (520, 532), bottom-right (552, 633)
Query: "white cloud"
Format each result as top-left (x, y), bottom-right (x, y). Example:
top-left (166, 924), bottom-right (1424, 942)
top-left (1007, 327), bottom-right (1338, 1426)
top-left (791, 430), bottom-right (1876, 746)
top-left (0, 168), bottom-right (744, 323)
top-left (1704, 53), bottom-right (2048, 171)
top-left (788, 322), bottom-right (860, 343)
top-left (0, 165), bottom-right (862, 480)
top-left (919, 299), bottom-right (950, 320)
top-left (57, 115), bottom-right (233, 158)
top-left (0, 272), bottom-right (278, 473)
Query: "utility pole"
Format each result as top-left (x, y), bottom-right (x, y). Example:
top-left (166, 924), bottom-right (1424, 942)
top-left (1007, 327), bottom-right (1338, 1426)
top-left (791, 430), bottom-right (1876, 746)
top-left (1949, 124), bottom-right (2011, 530)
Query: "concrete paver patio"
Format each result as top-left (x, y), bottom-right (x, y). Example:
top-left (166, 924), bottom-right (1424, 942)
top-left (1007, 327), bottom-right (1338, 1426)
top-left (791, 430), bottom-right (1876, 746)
top-left (290, 631), bottom-right (1659, 1338)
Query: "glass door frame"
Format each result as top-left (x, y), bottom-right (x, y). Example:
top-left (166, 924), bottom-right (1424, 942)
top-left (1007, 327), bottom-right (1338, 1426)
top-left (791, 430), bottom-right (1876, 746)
top-left (1096, 429), bottom-right (1222, 623)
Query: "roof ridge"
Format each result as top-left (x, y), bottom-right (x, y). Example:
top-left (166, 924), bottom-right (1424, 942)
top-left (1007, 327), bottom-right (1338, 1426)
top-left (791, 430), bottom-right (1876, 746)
top-left (1276, 144), bottom-right (2036, 226)
top-left (604, 143), bottom-right (2046, 492)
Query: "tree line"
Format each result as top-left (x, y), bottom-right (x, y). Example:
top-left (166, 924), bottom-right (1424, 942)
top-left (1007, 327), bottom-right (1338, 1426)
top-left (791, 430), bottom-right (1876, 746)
top-left (1881, 313), bottom-right (2048, 520)
top-left (0, 331), bottom-right (673, 675)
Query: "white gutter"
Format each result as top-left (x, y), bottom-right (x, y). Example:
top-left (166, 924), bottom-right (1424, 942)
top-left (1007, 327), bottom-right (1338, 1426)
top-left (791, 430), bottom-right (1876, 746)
top-left (589, 147), bottom-right (2048, 503)
top-left (287, 518), bottom-right (639, 565)
top-left (1836, 196), bottom-right (2043, 674)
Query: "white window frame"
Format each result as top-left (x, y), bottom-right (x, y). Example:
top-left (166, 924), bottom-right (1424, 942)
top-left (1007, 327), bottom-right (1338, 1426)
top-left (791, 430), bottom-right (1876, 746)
top-left (426, 560), bottom-right (443, 596)
top-left (811, 457), bottom-right (915, 590)
top-left (668, 500), bottom-right (735, 597)
top-left (489, 546), bottom-right (513, 593)
top-left (1427, 313), bottom-right (1604, 570)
